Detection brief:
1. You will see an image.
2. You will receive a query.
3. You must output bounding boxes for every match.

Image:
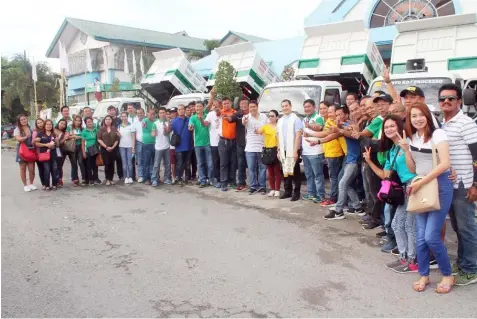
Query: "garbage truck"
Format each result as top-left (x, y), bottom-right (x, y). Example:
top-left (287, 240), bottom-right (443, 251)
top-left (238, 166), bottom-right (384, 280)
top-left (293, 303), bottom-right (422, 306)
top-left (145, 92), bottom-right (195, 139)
top-left (141, 48), bottom-right (207, 105)
top-left (368, 13), bottom-right (477, 114)
top-left (207, 42), bottom-right (280, 99)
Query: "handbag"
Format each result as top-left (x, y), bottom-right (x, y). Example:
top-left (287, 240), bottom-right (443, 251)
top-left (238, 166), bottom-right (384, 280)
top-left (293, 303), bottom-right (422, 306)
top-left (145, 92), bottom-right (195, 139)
top-left (61, 138), bottom-right (76, 154)
top-left (87, 144), bottom-right (100, 156)
top-left (407, 141), bottom-right (440, 213)
top-left (96, 153), bottom-right (104, 166)
top-left (377, 146), bottom-right (405, 206)
top-left (19, 142), bottom-right (38, 162)
top-left (261, 147), bottom-right (277, 165)
top-left (38, 150), bottom-right (51, 162)
top-left (170, 119), bottom-right (187, 147)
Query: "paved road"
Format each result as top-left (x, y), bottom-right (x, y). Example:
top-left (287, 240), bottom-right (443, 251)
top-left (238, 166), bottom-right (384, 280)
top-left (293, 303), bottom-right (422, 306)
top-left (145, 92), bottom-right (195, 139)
top-left (2, 151), bottom-right (477, 317)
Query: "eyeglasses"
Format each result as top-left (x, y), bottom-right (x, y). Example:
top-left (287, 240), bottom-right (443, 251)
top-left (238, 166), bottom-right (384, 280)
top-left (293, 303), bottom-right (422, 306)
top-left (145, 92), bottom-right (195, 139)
top-left (438, 95), bottom-right (458, 102)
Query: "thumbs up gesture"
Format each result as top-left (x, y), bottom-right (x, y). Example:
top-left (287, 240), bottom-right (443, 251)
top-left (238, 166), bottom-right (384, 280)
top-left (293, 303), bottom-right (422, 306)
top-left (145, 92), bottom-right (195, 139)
top-left (396, 130), bottom-right (409, 152)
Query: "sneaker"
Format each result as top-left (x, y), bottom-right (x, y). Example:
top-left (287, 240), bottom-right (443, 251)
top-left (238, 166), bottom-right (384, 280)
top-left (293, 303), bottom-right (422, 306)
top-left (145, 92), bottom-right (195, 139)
top-left (81, 180), bottom-right (87, 186)
top-left (215, 182), bottom-right (222, 189)
top-left (138, 177), bottom-right (144, 183)
top-left (274, 190), bottom-right (280, 197)
top-left (258, 188), bottom-right (266, 195)
top-left (393, 261), bottom-right (418, 274)
top-left (199, 183), bottom-right (206, 188)
top-left (451, 263), bottom-right (460, 275)
top-left (94, 179), bottom-right (102, 185)
top-left (249, 188), bottom-right (258, 195)
top-left (179, 181), bottom-right (184, 187)
top-left (144, 181), bottom-right (151, 185)
top-left (391, 248), bottom-right (400, 256)
top-left (376, 231), bottom-right (387, 238)
top-left (345, 208), bottom-right (364, 215)
top-left (24, 185), bottom-right (31, 192)
top-left (381, 241), bottom-right (397, 253)
top-left (236, 185), bottom-right (246, 192)
top-left (152, 181), bottom-right (158, 187)
top-left (302, 194), bottom-right (316, 201)
top-left (164, 180), bottom-right (172, 185)
top-left (312, 197), bottom-right (323, 204)
top-left (89, 182), bottom-right (94, 186)
top-left (324, 210), bottom-right (345, 220)
top-left (429, 257), bottom-right (439, 270)
top-left (357, 210), bottom-right (367, 217)
top-left (221, 186), bottom-right (228, 192)
top-left (28, 184), bottom-right (38, 191)
top-left (385, 258), bottom-right (405, 270)
top-left (362, 221), bottom-right (380, 230)
top-left (268, 190), bottom-right (275, 197)
top-left (320, 199), bottom-right (336, 207)
top-left (455, 272), bottom-right (477, 286)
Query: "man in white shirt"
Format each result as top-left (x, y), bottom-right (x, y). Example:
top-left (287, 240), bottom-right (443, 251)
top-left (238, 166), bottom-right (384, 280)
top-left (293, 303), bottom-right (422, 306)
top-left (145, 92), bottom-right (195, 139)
top-left (242, 100), bottom-right (267, 194)
top-left (127, 103), bottom-right (138, 124)
top-left (151, 107), bottom-right (172, 186)
top-left (131, 108), bottom-right (145, 181)
top-left (205, 100), bottom-right (222, 187)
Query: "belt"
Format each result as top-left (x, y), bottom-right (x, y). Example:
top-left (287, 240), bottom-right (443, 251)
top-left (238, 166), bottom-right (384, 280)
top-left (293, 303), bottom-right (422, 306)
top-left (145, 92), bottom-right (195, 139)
top-left (220, 136), bottom-right (235, 141)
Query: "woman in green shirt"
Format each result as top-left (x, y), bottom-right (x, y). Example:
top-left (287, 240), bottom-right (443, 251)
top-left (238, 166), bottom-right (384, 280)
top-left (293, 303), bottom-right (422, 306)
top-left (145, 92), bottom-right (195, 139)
top-left (67, 115), bottom-right (86, 185)
top-left (81, 117), bottom-right (101, 186)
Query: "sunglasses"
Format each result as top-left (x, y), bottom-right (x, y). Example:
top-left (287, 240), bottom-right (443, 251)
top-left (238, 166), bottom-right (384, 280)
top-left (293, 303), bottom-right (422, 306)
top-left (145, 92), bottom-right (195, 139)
top-left (438, 95), bottom-right (458, 102)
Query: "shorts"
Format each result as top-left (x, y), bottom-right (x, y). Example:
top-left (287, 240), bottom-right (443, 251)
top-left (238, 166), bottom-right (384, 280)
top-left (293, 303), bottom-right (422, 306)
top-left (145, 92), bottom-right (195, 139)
top-left (15, 143), bottom-right (25, 163)
top-left (170, 149), bottom-right (176, 165)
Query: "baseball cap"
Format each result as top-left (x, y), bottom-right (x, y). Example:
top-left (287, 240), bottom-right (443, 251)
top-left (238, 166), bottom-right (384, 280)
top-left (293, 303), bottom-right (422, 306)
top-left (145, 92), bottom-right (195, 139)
top-left (400, 86), bottom-right (425, 98)
top-left (373, 94), bottom-right (393, 104)
top-left (168, 107), bottom-right (178, 112)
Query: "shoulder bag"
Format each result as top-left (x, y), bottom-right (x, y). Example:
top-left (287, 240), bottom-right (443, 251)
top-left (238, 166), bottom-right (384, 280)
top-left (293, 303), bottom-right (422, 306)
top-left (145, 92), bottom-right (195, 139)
top-left (19, 139), bottom-right (38, 162)
top-left (407, 141), bottom-right (440, 213)
top-left (61, 137), bottom-right (76, 154)
top-left (170, 119), bottom-right (187, 147)
top-left (377, 146), bottom-right (405, 206)
top-left (261, 147), bottom-right (278, 165)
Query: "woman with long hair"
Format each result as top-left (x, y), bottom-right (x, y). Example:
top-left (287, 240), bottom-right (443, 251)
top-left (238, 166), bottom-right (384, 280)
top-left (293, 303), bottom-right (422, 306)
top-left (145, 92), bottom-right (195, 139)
top-left (32, 118), bottom-right (46, 188)
top-left (14, 114), bottom-right (37, 192)
top-left (97, 115), bottom-right (119, 186)
top-left (256, 110), bottom-right (281, 197)
top-left (118, 112), bottom-right (136, 184)
top-left (401, 102), bottom-right (454, 293)
top-left (363, 115), bottom-right (418, 273)
top-left (34, 119), bottom-right (59, 190)
top-left (81, 117), bottom-right (101, 186)
top-left (54, 119), bottom-right (70, 187)
top-left (67, 115), bottom-right (86, 186)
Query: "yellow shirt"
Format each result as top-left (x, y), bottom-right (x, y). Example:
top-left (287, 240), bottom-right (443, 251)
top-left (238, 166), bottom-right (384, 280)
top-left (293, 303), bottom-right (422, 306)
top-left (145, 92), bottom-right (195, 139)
top-left (261, 124), bottom-right (278, 148)
top-left (323, 119), bottom-right (346, 158)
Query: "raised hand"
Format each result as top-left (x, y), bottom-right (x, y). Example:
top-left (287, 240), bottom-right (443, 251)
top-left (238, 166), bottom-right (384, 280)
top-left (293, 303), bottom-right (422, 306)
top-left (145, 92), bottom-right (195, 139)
top-left (383, 65), bottom-right (391, 83)
top-left (362, 146), bottom-right (372, 163)
top-left (396, 130), bottom-right (409, 151)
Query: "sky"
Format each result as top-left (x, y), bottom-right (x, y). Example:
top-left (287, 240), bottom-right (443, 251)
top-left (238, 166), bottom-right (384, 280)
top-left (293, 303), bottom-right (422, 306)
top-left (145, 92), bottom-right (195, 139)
top-left (0, 0), bottom-right (321, 71)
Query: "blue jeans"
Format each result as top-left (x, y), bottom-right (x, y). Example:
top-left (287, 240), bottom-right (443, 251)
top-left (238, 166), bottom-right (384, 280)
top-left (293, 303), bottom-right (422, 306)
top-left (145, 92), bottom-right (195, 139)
top-left (195, 146), bottom-right (213, 184)
top-left (335, 163), bottom-right (360, 212)
top-left (135, 141), bottom-right (144, 179)
top-left (416, 172), bottom-right (453, 276)
top-left (449, 181), bottom-right (477, 274)
top-left (302, 154), bottom-right (325, 199)
top-left (142, 143), bottom-right (155, 182)
top-left (119, 147), bottom-right (133, 179)
top-left (327, 156), bottom-right (343, 201)
top-left (245, 152), bottom-right (266, 190)
top-left (384, 204), bottom-right (396, 240)
top-left (392, 197), bottom-right (416, 260)
top-left (152, 148), bottom-right (171, 183)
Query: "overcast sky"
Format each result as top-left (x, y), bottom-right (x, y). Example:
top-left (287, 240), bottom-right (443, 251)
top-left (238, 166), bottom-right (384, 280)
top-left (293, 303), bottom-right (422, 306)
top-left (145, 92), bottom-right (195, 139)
top-left (0, 0), bottom-right (321, 71)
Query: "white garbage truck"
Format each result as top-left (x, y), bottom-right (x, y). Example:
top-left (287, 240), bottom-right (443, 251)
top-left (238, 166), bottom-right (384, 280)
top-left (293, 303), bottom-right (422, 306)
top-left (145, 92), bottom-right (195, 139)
top-left (141, 48), bottom-right (207, 106)
top-left (368, 13), bottom-right (477, 114)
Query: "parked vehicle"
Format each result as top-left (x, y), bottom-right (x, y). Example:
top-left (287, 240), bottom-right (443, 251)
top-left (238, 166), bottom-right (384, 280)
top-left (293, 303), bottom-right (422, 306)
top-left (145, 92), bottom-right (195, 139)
top-left (93, 97), bottom-right (146, 122)
top-left (1, 124), bottom-right (15, 139)
top-left (167, 92), bottom-right (210, 110)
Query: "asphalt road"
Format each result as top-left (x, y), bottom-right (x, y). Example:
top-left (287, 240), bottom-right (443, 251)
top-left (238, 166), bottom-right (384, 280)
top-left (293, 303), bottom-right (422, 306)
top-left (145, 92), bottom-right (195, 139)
top-left (2, 151), bottom-right (477, 318)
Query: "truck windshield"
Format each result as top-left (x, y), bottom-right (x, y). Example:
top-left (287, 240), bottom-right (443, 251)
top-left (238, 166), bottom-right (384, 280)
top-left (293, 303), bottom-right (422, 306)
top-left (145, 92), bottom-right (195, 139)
top-left (258, 86), bottom-right (322, 114)
top-left (370, 77), bottom-right (452, 112)
top-left (93, 101), bottom-right (120, 119)
top-left (167, 97), bottom-right (201, 110)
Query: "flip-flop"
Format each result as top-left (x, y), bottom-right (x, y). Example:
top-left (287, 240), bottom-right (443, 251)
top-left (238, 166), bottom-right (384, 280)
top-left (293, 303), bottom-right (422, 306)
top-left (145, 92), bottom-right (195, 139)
top-left (413, 278), bottom-right (430, 292)
top-left (435, 278), bottom-right (456, 294)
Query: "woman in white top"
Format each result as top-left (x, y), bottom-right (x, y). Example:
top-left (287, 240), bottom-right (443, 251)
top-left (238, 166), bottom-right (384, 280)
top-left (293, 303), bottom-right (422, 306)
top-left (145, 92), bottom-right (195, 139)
top-left (118, 112), bottom-right (136, 184)
top-left (401, 102), bottom-right (454, 293)
top-left (14, 114), bottom-right (37, 192)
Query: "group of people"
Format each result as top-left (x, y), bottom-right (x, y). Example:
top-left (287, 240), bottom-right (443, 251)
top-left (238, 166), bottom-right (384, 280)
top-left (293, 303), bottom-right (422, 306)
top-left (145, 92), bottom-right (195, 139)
top-left (14, 72), bottom-right (477, 293)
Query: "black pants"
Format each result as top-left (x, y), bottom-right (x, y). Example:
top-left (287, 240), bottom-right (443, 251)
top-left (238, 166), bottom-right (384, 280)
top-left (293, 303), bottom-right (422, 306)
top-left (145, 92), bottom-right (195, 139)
top-left (283, 152), bottom-right (301, 196)
top-left (354, 162), bottom-right (365, 202)
top-left (85, 154), bottom-right (99, 183)
top-left (36, 161), bottom-right (45, 186)
top-left (190, 150), bottom-right (197, 179)
top-left (115, 148), bottom-right (123, 179)
top-left (218, 137), bottom-right (237, 186)
top-left (176, 150), bottom-right (192, 181)
top-left (236, 143), bottom-right (246, 186)
top-left (102, 149), bottom-right (117, 181)
top-left (364, 163), bottom-right (383, 223)
top-left (211, 146), bottom-right (220, 182)
top-left (72, 145), bottom-right (86, 181)
top-left (57, 152), bottom-right (75, 181)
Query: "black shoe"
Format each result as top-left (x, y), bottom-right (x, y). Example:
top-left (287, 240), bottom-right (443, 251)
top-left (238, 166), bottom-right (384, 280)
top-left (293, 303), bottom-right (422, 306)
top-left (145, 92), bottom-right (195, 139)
top-left (362, 221), bottom-right (380, 230)
top-left (280, 193), bottom-right (292, 199)
top-left (94, 179), bottom-right (102, 185)
top-left (429, 257), bottom-right (438, 269)
top-left (249, 188), bottom-right (258, 195)
top-left (291, 194), bottom-right (300, 201)
top-left (376, 231), bottom-right (387, 238)
top-left (391, 247), bottom-right (400, 256)
top-left (324, 210), bottom-right (345, 220)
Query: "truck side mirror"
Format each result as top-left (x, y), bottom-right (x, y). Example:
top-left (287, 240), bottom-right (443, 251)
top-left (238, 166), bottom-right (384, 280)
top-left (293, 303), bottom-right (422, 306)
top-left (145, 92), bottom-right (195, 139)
top-left (340, 90), bottom-right (348, 106)
top-left (463, 88), bottom-right (476, 106)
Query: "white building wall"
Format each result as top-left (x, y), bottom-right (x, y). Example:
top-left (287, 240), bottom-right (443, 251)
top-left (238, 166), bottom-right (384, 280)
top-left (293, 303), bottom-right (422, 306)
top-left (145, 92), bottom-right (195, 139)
top-left (344, 0), bottom-right (373, 21)
top-left (66, 30), bottom-right (109, 54)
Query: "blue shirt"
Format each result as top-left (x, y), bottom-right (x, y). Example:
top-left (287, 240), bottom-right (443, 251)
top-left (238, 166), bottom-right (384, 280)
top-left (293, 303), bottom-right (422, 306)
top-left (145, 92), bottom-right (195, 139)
top-left (343, 123), bottom-right (360, 164)
top-left (171, 117), bottom-right (192, 152)
top-left (384, 145), bottom-right (416, 184)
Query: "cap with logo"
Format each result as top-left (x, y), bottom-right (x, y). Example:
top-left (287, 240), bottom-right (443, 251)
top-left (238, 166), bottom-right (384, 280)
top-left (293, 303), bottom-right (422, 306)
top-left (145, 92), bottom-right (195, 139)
top-left (400, 86), bottom-right (425, 98)
top-left (168, 107), bottom-right (178, 112)
top-left (373, 93), bottom-right (393, 104)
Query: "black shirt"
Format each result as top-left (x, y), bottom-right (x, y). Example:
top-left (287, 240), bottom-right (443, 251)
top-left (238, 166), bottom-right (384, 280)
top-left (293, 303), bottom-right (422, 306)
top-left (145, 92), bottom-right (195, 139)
top-left (231, 110), bottom-right (247, 147)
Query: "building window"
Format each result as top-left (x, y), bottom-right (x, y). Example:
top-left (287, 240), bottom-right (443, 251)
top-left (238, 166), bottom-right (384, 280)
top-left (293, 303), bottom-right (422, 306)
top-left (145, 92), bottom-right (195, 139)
top-left (369, 0), bottom-right (456, 28)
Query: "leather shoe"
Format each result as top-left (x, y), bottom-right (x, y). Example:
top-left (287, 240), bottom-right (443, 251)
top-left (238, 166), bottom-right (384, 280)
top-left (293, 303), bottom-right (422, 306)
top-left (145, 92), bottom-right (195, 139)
top-left (280, 193), bottom-right (292, 199)
top-left (291, 194), bottom-right (300, 201)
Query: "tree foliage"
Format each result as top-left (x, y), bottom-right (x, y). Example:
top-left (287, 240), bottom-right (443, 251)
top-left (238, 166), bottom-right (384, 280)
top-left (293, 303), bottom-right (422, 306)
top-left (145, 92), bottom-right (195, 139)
top-left (204, 39), bottom-right (220, 53)
top-left (214, 61), bottom-right (242, 101)
top-left (1, 54), bottom-right (59, 123)
top-left (281, 65), bottom-right (295, 82)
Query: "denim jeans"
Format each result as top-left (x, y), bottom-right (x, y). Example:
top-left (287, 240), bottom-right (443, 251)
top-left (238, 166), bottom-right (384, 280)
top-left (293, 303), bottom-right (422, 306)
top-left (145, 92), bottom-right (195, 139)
top-left (71, 144), bottom-right (86, 181)
top-left (449, 181), bottom-right (477, 274)
top-left (327, 156), bottom-right (343, 201)
top-left (335, 163), bottom-right (360, 212)
top-left (245, 151), bottom-right (266, 190)
top-left (142, 143), bottom-right (155, 182)
top-left (42, 152), bottom-right (58, 187)
top-left (416, 172), bottom-right (453, 276)
top-left (176, 150), bottom-right (192, 181)
top-left (135, 141), bottom-right (144, 179)
top-left (391, 198), bottom-right (416, 260)
top-left (152, 148), bottom-right (171, 183)
top-left (302, 154), bottom-right (325, 199)
top-left (384, 203), bottom-right (396, 240)
top-left (195, 146), bottom-right (213, 184)
top-left (236, 144), bottom-right (247, 186)
top-left (119, 147), bottom-right (133, 179)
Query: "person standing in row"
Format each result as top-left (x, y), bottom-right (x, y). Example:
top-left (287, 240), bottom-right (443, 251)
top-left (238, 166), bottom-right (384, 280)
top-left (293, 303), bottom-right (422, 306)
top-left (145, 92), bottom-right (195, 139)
top-left (107, 106), bottom-right (123, 180)
top-left (152, 107), bottom-right (172, 186)
top-left (35, 119), bottom-right (59, 191)
top-left (98, 115), bottom-right (120, 186)
top-left (54, 119), bottom-right (71, 187)
top-left (167, 108), bottom-right (178, 183)
top-left (172, 105), bottom-right (193, 186)
top-left (218, 97), bottom-right (237, 192)
top-left (205, 100), bottom-right (221, 187)
top-left (257, 110), bottom-right (281, 197)
top-left (32, 118), bottom-right (46, 188)
top-left (189, 102), bottom-right (213, 187)
top-left (242, 100), bottom-right (267, 195)
top-left (131, 108), bottom-right (145, 182)
top-left (81, 117), bottom-right (101, 186)
top-left (14, 114), bottom-right (37, 192)
top-left (67, 115), bottom-right (86, 186)
top-left (118, 112), bottom-right (136, 185)
top-left (82, 107), bottom-right (99, 129)
top-left (141, 108), bottom-right (157, 185)
top-left (232, 97), bottom-right (250, 191)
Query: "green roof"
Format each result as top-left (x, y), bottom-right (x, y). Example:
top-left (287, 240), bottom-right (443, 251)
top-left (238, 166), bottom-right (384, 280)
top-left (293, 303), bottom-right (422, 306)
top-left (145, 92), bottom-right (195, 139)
top-left (46, 17), bottom-right (208, 57)
top-left (219, 31), bottom-right (269, 45)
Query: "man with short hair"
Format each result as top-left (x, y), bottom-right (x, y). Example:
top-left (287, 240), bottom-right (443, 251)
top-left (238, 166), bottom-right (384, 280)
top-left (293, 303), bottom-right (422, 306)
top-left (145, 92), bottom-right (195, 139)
top-left (107, 106), bottom-right (121, 128)
top-left (205, 100), bottom-right (222, 187)
top-left (218, 97), bottom-right (237, 192)
top-left (82, 107), bottom-right (99, 128)
top-left (346, 92), bottom-right (359, 107)
top-left (400, 86), bottom-right (425, 111)
top-left (185, 104), bottom-right (197, 180)
top-left (151, 107), bottom-right (171, 187)
top-left (57, 106), bottom-right (73, 126)
top-left (141, 108), bottom-right (157, 185)
top-left (189, 102), bottom-right (213, 187)
top-left (171, 105), bottom-right (193, 186)
top-left (107, 105), bottom-right (123, 179)
top-left (127, 103), bottom-right (138, 124)
top-left (230, 97), bottom-right (250, 191)
top-left (373, 93), bottom-right (393, 117)
top-left (389, 102), bottom-right (406, 120)
top-left (131, 108), bottom-right (145, 181)
top-left (440, 83), bottom-right (477, 286)
top-left (167, 107), bottom-right (178, 182)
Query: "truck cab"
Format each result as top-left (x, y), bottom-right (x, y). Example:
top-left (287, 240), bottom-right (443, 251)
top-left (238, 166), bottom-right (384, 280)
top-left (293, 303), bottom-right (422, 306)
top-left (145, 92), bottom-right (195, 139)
top-left (167, 92), bottom-right (210, 110)
top-left (93, 97), bottom-right (146, 122)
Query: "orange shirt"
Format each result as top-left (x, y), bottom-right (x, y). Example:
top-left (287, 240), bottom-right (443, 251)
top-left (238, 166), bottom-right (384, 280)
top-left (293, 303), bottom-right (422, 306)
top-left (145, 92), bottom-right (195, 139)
top-left (221, 108), bottom-right (236, 139)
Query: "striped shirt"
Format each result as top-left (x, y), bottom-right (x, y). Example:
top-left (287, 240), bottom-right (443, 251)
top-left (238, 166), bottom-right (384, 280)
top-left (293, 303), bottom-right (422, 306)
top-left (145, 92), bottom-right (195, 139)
top-left (443, 110), bottom-right (477, 189)
top-left (409, 129), bottom-right (448, 176)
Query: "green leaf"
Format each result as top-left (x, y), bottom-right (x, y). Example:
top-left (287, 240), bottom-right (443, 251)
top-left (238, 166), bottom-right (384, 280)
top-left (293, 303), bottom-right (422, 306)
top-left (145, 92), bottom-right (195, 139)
top-left (214, 61), bottom-right (242, 103)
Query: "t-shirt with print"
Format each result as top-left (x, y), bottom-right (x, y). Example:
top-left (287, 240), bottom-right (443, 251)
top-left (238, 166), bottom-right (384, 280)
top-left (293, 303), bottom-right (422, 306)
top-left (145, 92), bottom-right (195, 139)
top-left (244, 113), bottom-right (268, 152)
top-left (276, 114), bottom-right (303, 150)
top-left (154, 119), bottom-right (170, 150)
top-left (302, 112), bottom-right (325, 156)
top-left (36, 131), bottom-right (56, 154)
top-left (261, 124), bottom-right (278, 148)
top-left (66, 125), bottom-right (82, 145)
top-left (189, 114), bottom-right (210, 147)
top-left (82, 118), bottom-right (99, 130)
top-left (205, 111), bottom-right (221, 147)
top-left (342, 122), bottom-right (360, 164)
top-left (81, 128), bottom-right (98, 148)
top-left (220, 108), bottom-right (236, 139)
top-left (384, 144), bottom-right (416, 184)
top-left (408, 128), bottom-right (448, 176)
top-left (118, 123), bottom-right (136, 148)
top-left (142, 118), bottom-right (157, 145)
top-left (323, 119), bottom-right (345, 158)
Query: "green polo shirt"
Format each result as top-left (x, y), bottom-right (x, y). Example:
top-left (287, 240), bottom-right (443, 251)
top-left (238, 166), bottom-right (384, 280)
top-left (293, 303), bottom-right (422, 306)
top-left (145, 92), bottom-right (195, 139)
top-left (67, 125), bottom-right (82, 145)
top-left (142, 118), bottom-right (157, 145)
top-left (189, 114), bottom-right (210, 147)
top-left (81, 128), bottom-right (97, 148)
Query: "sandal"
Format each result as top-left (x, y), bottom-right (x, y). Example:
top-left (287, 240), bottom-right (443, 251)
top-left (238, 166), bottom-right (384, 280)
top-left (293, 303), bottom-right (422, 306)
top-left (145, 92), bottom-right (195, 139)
top-left (413, 277), bottom-right (430, 292)
top-left (435, 277), bottom-right (456, 294)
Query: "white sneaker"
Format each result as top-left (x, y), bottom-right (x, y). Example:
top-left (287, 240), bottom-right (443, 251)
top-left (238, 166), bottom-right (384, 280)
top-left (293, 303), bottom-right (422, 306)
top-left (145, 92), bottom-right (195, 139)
top-left (124, 178), bottom-right (129, 184)
top-left (267, 190), bottom-right (275, 197)
top-left (28, 184), bottom-right (38, 191)
top-left (24, 185), bottom-right (31, 192)
top-left (138, 177), bottom-right (144, 183)
top-left (274, 190), bottom-right (280, 197)
top-left (128, 178), bottom-right (134, 184)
